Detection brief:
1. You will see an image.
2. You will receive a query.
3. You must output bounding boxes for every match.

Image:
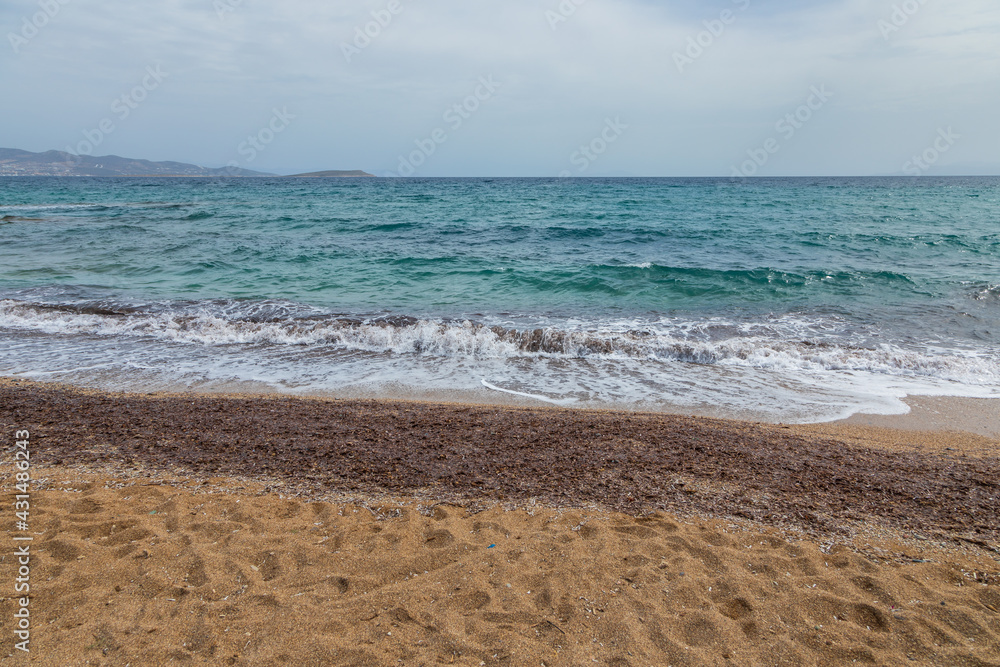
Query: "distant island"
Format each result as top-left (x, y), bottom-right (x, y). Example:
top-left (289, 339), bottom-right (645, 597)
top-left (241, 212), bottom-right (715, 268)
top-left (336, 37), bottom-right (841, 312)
top-left (287, 170), bottom-right (375, 178)
top-left (0, 148), bottom-right (373, 178)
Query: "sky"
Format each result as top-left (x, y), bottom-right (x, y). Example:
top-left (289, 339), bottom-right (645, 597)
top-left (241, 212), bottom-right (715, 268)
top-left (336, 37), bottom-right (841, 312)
top-left (2, 0), bottom-right (999, 176)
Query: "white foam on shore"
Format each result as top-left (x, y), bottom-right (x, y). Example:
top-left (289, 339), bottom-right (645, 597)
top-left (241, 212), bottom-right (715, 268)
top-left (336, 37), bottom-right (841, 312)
top-left (480, 379), bottom-right (578, 405)
top-left (1, 298), bottom-right (997, 386)
top-left (1, 297), bottom-right (999, 424)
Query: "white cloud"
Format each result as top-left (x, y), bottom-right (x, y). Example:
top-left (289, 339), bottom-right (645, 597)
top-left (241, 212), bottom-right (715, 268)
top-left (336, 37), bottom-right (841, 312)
top-left (1, 0), bottom-right (997, 174)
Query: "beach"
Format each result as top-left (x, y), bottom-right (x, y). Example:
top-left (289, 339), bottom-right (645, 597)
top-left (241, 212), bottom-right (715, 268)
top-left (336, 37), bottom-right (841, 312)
top-left (4, 0), bottom-right (1000, 660)
top-left (3, 378), bottom-right (998, 664)
top-left (2, 177), bottom-right (998, 663)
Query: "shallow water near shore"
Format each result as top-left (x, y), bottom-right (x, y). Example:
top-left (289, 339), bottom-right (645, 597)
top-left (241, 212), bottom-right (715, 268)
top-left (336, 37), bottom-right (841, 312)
top-left (1, 176), bottom-right (998, 422)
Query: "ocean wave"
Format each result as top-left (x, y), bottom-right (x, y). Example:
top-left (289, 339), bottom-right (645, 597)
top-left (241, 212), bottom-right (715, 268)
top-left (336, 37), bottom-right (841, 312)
top-left (184, 210), bottom-right (215, 220)
top-left (0, 202), bottom-right (198, 217)
top-left (589, 264), bottom-right (918, 286)
top-left (1, 298), bottom-right (997, 385)
top-left (0, 203), bottom-right (110, 214)
top-left (967, 282), bottom-right (1000, 302)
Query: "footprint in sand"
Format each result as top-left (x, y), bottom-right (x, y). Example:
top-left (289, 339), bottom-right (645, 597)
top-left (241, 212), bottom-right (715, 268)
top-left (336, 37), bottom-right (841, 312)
top-left (185, 556), bottom-right (210, 587)
top-left (849, 603), bottom-right (890, 632)
top-left (424, 529), bottom-right (454, 548)
top-left (255, 551), bottom-right (282, 581)
top-left (65, 495), bottom-right (102, 513)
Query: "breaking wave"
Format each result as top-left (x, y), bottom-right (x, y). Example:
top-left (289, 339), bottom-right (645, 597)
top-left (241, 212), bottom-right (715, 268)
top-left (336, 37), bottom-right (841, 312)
top-left (1, 298), bottom-right (997, 386)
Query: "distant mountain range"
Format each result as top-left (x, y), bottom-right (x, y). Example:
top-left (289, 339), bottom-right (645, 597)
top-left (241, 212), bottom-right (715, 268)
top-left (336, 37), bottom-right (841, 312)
top-left (0, 148), bottom-right (374, 178)
top-left (0, 148), bottom-right (272, 177)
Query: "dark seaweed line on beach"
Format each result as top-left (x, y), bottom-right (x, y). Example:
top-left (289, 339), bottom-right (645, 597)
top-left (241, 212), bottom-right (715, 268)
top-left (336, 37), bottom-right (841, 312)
top-left (2, 381), bottom-right (998, 545)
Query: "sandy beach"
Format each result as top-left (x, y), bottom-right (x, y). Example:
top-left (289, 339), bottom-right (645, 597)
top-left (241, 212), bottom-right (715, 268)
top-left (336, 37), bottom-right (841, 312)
top-left (2, 378), bottom-right (998, 665)
top-left (6, 0), bottom-right (1000, 663)
top-left (838, 396), bottom-right (1000, 440)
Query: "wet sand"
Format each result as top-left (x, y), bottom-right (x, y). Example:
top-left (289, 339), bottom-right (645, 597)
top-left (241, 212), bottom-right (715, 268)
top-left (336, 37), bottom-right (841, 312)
top-left (838, 396), bottom-right (1000, 440)
top-left (1, 378), bottom-right (998, 664)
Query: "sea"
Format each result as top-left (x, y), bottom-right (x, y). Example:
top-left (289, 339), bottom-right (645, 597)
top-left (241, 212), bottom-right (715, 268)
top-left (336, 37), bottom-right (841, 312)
top-left (1, 176), bottom-right (998, 423)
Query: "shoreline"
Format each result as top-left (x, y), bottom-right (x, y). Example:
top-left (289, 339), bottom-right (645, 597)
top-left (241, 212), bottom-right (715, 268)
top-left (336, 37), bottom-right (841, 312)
top-left (3, 377), bottom-right (999, 664)
top-left (837, 395), bottom-right (1000, 439)
top-left (2, 376), bottom-right (998, 543)
top-left (5, 373), bottom-right (1000, 435)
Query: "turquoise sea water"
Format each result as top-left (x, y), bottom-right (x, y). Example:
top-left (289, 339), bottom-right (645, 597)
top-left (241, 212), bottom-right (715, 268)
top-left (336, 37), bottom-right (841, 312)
top-left (1, 176), bottom-right (998, 421)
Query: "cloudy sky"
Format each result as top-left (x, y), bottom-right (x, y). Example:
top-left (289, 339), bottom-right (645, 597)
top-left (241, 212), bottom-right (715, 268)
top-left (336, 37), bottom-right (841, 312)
top-left (2, 0), bottom-right (999, 176)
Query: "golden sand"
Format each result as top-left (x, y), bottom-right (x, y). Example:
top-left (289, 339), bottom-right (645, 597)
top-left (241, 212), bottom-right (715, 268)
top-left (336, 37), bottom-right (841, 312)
top-left (1, 379), bottom-right (998, 664)
top-left (0, 467), bottom-right (995, 666)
